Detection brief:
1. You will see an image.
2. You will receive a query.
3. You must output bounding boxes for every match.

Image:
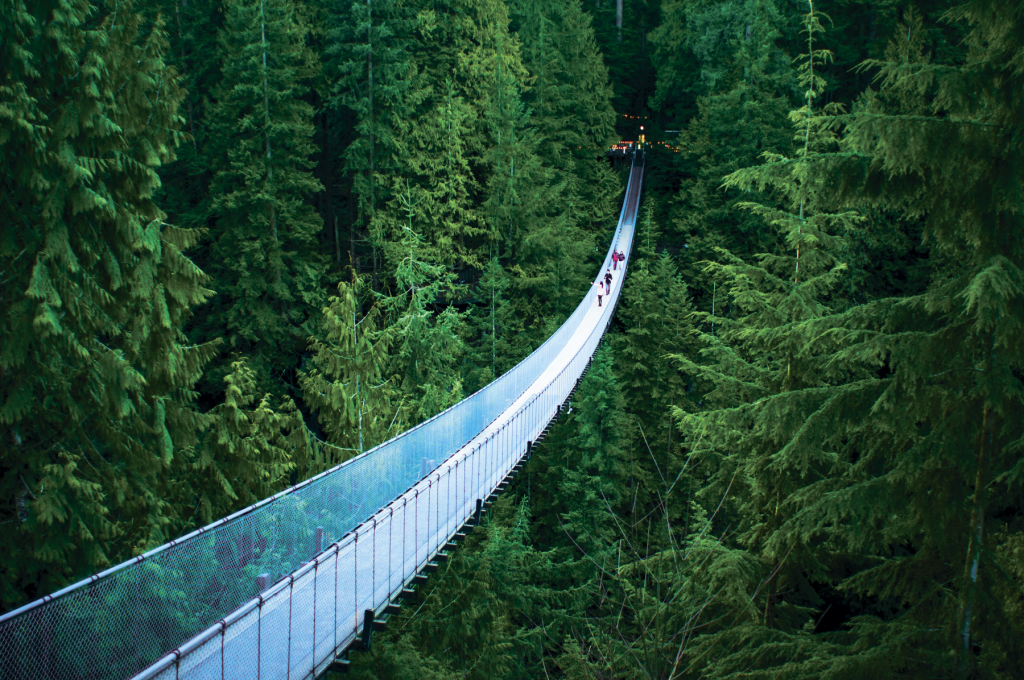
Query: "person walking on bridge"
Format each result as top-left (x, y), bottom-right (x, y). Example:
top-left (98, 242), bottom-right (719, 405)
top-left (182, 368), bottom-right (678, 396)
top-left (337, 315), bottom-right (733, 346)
top-left (612, 251), bottom-right (619, 270)
top-left (604, 269), bottom-right (613, 295)
top-left (594, 280), bottom-right (603, 307)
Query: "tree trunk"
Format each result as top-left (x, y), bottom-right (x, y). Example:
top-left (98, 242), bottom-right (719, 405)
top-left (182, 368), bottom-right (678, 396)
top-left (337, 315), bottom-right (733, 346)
top-left (334, 216), bottom-right (342, 270)
top-left (958, 403), bottom-right (993, 676)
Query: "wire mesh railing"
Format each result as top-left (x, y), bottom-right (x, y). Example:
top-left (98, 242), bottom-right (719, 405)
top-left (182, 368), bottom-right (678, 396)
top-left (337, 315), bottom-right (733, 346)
top-left (0, 154), bottom-right (644, 680)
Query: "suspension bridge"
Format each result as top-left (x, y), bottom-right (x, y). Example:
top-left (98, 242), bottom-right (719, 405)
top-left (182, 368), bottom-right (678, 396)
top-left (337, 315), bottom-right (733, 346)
top-left (0, 153), bottom-right (646, 680)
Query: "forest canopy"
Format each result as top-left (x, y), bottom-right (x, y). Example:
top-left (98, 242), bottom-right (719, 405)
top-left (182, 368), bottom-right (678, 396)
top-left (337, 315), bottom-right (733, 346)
top-left (1, 0), bottom-right (1022, 677)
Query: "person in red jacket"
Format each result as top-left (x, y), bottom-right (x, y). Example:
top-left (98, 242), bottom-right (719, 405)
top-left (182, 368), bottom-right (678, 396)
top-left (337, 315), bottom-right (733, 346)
top-left (612, 251), bottom-right (619, 270)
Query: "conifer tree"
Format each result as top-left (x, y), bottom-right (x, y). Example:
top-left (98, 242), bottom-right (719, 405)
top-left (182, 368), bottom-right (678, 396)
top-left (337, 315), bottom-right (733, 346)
top-left (378, 218), bottom-right (465, 426)
top-left (667, 2), bottom-right (868, 670)
top-left (613, 208), bottom-right (696, 461)
top-left (373, 78), bottom-right (486, 271)
top-left (669, 1), bottom-right (1024, 675)
top-left (349, 498), bottom-right (560, 680)
top-left (461, 257), bottom-right (519, 393)
top-left (186, 359), bottom-right (304, 525)
top-left (328, 0), bottom-right (421, 284)
top-left (196, 0), bottom-right (327, 393)
top-left (769, 0), bottom-right (1024, 673)
top-left (653, 0), bottom-right (800, 286)
top-left (558, 349), bottom-right (634, 548)
top-left (511, 0), bottom-right (617, 173)
top-left (0, 0), bottom-right (217, 605)
top-left (151, 0), bottom-right (224, 237)
top-left (477, 8), bottom-right (551, 261)
top-left (301, 276), bottom-right (393, 459)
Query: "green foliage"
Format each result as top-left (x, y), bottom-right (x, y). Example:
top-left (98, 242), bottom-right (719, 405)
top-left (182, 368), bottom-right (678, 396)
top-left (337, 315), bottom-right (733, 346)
top-left (654, 0), bottom-right (800, 290)
top-left (0, 0), bottom-right (218, 606)
top-left (14, 1), bottom-right (1023, 680)
top-left (301, 276), bottom-right (393, 458)
top-left (461, 257), bottom-right (520, 393)
top-left (613, 207), bottom-right (697, 459)
top-left (658, 1), bottom-right (1024, 677)
top-left (187, 359), bottom-right (304, 524)
top-left (328, 0), bottom-right (422, 272)
top-left (379, 223), bottom-right (466, 426)
top-left (374, 77), bottom-right (486, 271)
top-left (195, 0), bottom-right (327, 392)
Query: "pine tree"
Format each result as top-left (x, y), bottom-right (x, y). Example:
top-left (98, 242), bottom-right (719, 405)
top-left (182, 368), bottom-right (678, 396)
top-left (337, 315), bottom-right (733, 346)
top-left (511, 0), bottom-right (616, 172)
top-left (559, 348), bottom-right (634, 549)
top-left (653, 0), bottom-right (800, 291)
top-left (194, 0), bottom-right (327, 394)
top-left (349, 498), bottom-right (560, 680)
top-left (373, 77), bottom-right (487, 272)
top-left (150, 0), bottom-right (224, 238)
top-left (666, 0), bottom-right (1024, 675)
top-left (664, 2), bottom-right (869, 671)
top-left (0, 0), bottom-right (217, 607)
top-left (476, 4), bottom-right (551, 261)
top-left (769, 0), bottom-right (1024, 674)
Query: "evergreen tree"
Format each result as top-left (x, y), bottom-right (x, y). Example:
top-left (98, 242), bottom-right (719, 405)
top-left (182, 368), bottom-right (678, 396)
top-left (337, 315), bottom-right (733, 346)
top-left (652, 0), bottom-right (800, 292)
top-left (613, 207), bottom-right (696, 464)
top-left (328, 0), bottom-right (421, 284)
top-left (667, 1), bottom-right (1024, 676)
top-left (185, 358), bottom-right (305, 525)
top-left (349, 497), bottom-right (562, 680)
top-left (510, 0), bottom-right (617, 174)
top-left (379, 218), bottom-right (465, 426)
top-left (195, 0), bottom-right (327, 393)
top-left (0, 0), bottom-right (217, 606)
top-left (461, 257), bottom-right (519, 393)
top-left (663, 2), bottom-right (867, 671)
top-left (529, 347), bottom-right (635, 585)
top-left (151, 0), bottom-right (224, 239)
top-left (373, 77), bottom-right (487, 271)
top-left (777, 0), bottom-right (1024, 673)
top-left (301, 275), bottom-right (393, 458)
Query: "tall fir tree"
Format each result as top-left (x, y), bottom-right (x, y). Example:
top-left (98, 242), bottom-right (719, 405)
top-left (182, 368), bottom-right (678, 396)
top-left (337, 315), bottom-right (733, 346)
top-left (666, 1), bottom-right (1024, 676)
top-left (328, 0), bottom-right (422, 285)
top-left (195, 0), bottom-right (327, 393)
top-left (150, 0), bottom-right (224, 238)
top-left (612, 207), bottom-right (696, 464)
top-left (461, 256), bottom-right (519, 393)
top-left (651, 0), bottom-right (800, 293)
top-left (183, 358), bottom-right (305, 526)
top-left (780, 0), bottom-right (1024, 674)
top-left (378, 217), bottom-right (465, 427)
top-left (373, 77), bottom-right (487, 272)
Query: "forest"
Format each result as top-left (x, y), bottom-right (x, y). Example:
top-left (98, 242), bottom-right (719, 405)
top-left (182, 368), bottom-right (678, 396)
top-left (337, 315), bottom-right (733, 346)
top-left (1, 0), bottom-right (1022, 676)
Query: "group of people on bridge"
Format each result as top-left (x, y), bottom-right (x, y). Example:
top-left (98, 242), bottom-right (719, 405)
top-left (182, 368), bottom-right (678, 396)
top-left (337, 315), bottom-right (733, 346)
top-left (594, 250), bottom-right (626, 307)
